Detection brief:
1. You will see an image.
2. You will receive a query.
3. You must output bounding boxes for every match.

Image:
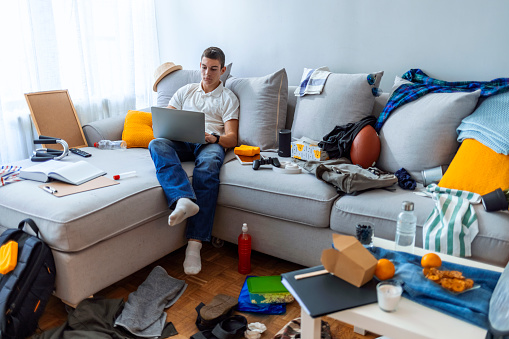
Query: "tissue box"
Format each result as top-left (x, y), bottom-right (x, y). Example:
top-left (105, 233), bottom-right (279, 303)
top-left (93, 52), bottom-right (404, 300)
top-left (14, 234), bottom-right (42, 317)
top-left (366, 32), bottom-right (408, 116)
top-left (291, 141), bottom-right (307, 160)
top-left (307, 144), bottom-right (329, 161)
top-left (320, 234), bottom-right (377, 287)
top-left (291, 138), bottom-right (329, 161)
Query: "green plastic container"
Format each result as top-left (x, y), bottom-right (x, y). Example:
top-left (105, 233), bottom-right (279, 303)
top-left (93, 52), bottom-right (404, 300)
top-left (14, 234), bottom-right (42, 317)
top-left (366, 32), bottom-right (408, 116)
top-left (247, 275), bottom-right (294, 304)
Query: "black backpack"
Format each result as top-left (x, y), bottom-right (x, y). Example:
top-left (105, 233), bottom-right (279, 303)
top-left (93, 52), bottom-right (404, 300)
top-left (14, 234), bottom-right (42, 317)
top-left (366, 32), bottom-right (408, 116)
top-left (0, 218), bottom-right (56, 339)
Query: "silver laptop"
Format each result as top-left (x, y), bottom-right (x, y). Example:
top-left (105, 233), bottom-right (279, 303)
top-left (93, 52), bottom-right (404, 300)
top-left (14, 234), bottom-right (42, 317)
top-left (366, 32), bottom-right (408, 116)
top-left (151, 106), bottom-right (206, 144)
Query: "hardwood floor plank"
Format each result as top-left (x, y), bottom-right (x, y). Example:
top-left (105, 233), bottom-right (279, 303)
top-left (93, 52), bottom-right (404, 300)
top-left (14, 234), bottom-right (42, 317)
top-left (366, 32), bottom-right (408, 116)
top-left (38, 241), bottom-right (380, 338)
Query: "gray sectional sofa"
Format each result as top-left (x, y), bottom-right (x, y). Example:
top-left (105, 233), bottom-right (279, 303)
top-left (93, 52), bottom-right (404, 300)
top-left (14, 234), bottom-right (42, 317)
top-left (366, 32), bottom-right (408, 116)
top-left (1, 69), bottom-right (508, 307)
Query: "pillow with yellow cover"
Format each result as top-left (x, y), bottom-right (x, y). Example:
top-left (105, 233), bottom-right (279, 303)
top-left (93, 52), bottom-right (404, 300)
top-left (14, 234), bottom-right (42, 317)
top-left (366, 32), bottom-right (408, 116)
top-left (122, 110), bottom-right (155, 148)
top-left (438, 138), bottom-right (509, 195)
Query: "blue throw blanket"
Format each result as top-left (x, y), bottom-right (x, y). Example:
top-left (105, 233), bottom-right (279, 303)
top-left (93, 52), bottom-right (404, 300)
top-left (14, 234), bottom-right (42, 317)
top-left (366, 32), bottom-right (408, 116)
top-left (368, 247), bottom-right (501, 329)
top-left (375, 69), bottom-right (509, 132)
top-left (457, 90), bottom-right (509, 154)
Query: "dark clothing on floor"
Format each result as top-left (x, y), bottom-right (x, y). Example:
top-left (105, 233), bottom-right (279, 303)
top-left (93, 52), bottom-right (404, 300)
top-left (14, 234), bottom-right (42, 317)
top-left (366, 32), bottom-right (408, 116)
top-left (33, 297), bottom-right (178, 339)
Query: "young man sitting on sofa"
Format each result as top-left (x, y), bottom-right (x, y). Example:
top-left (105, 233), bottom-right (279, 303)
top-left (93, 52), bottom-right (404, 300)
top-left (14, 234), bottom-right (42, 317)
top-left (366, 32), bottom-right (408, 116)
top-left (148, 47), bottom-right (240, 275)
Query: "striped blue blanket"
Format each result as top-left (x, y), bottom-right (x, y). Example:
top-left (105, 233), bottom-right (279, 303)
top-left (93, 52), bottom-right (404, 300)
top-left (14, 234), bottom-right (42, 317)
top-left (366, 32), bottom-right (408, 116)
top-left (375, 69), bottom-right (509, 132)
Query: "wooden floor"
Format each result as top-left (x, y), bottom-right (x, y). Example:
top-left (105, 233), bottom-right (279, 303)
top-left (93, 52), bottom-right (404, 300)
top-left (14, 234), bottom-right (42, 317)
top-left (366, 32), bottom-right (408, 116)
top-left (39, 241), bottom-right (380, 338)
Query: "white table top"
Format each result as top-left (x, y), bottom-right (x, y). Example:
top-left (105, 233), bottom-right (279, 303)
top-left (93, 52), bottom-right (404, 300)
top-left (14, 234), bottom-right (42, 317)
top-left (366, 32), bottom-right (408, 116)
top-left (326, 237), bottom-right (504, 339)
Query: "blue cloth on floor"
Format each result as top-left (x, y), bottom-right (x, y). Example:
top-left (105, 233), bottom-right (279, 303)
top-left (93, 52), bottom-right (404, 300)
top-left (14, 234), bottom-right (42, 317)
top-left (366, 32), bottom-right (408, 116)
top-left (394, 168), bottom-right (416, 190)
top-left (237, 276), bottom-right (286, 314)
top-left (368, 247), bottom-right (501, 329)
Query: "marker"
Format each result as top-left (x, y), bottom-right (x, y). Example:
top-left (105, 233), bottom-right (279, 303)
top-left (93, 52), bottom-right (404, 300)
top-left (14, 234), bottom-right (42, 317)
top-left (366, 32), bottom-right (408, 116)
top-left (42, 186), bottom-right (57, 194)
top-left (113, 171), bottom-right (137, 180)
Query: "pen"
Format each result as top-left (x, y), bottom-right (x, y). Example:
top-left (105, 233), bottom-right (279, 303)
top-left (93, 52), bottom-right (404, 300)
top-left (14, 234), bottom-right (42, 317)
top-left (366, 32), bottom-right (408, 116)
top-left (113, 171), bottom-right (137, 180)
top-left (42, 186), bottom-right (57, 194)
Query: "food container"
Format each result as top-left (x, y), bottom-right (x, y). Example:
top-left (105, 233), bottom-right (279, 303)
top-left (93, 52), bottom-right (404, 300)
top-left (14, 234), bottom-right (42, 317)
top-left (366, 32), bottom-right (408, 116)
top-left (247, 276), bottom-right (294, 304)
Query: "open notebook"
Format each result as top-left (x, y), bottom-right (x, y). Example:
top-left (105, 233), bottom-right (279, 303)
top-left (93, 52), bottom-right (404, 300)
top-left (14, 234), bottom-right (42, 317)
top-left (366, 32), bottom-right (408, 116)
top-left (19, 160), bottom-right (105, 185)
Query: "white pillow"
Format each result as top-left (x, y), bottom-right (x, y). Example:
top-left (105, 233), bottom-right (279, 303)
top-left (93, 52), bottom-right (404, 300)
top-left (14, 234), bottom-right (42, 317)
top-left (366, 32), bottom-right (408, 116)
top-left (226, 68), bottom-right (288, 150)
top-left (377, 77), bottom-right (481, 182)
top-left (291, 71), bottom-right (383, 142)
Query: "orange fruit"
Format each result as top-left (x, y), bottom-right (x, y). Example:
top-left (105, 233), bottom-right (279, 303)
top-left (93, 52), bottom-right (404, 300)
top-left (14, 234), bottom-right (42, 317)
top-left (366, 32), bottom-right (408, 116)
top-left (374, 258), bottom-right (395, 280)
top-left (421, 253), bottom-right (442, 268)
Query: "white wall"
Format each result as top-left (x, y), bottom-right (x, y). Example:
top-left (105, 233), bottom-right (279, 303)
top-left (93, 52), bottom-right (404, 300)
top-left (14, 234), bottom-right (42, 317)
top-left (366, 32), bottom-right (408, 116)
top-left (155, 0), bottom-right (509, 91)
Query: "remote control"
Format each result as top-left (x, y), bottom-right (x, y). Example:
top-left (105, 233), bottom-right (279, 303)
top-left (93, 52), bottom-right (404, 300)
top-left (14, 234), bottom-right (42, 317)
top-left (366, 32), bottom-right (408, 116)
top-left (70, 148), bottom-right (92, 157)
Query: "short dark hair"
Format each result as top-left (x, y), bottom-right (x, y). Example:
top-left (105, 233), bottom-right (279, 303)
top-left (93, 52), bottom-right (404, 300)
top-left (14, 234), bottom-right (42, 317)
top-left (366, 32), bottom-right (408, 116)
top-left (201, 47), bottom-right (225, 68)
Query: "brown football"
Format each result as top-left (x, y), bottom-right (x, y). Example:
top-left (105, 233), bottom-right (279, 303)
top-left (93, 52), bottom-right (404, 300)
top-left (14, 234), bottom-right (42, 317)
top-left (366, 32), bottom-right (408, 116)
top-left (350, 125), bottom-right (381, 169)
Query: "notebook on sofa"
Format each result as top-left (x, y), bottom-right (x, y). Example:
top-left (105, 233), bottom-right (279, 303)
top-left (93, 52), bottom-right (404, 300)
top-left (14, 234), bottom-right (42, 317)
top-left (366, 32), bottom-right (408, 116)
top-left (20, 160), bottom-right (105, 185)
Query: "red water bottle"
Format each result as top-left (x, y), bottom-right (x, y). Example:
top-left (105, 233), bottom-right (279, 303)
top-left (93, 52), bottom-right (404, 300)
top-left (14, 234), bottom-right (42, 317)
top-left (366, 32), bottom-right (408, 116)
top-left (238, 223), bottom-right (251, 274)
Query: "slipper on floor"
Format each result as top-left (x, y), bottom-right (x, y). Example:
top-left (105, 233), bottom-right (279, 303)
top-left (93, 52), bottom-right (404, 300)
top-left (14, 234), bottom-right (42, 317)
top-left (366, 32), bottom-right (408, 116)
top-left (200, 294), bottom-right (238, 321)
top-left (211, 315), bottom-right (247, 339)
top-left (195, 302), bottom-right (234, 331)
top-left (192, 315), bottom-right (248, 339)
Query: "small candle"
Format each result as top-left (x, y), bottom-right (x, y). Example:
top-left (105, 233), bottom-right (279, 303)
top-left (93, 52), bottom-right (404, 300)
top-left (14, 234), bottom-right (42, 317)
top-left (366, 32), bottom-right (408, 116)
top-left (377, 280), bottom-right (403, 312)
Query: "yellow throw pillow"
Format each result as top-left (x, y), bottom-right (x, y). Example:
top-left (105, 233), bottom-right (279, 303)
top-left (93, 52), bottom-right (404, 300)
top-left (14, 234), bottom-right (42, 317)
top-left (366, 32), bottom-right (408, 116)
top-left (438, 138), bottom-right (509, 195)
top-left (122, 110), bottom-right (155, 148)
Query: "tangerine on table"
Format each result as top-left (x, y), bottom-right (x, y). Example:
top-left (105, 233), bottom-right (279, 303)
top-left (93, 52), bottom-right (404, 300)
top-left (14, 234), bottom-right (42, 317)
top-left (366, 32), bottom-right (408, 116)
top-left (421, 253), bottom-right (442, 268)
top-left (374, 258), bottom-right (395, 280)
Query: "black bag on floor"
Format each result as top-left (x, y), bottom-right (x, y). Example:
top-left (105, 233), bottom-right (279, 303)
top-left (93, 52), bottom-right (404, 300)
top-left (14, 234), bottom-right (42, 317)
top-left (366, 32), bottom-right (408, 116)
top-left (0, 218), bottom-right (56, 339)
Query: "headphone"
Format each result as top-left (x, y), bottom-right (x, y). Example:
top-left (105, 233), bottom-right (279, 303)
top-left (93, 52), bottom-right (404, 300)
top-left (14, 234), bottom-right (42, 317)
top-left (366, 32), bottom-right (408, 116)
top-left (31, 136), bottom-right (69, 162)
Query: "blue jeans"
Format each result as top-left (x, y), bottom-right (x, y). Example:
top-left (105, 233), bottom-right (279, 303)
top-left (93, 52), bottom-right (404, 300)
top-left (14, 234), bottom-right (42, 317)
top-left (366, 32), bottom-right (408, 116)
top-left (148, 138), bottom-right (225, 242)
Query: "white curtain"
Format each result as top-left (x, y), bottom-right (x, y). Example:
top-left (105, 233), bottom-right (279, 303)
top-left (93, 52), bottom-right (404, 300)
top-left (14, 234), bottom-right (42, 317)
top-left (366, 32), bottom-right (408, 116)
top-left (0, 0), bottom-right (160, 163)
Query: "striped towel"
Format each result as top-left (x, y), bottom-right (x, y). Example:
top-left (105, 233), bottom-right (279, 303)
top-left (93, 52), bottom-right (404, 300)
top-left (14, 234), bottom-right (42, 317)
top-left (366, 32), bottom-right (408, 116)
top-left (457, 91), bottom-right (509, 155)
top-left (422, 184), bottom-right (481, 257)
top-left (294, 66), bottom-right (331, 97)
top-left (0, 165), bottom-right (22, 186)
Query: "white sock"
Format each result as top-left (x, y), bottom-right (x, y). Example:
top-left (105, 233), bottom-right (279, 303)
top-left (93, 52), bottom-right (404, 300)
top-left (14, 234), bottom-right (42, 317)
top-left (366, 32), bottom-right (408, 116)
top-left (168, 198), bottom-right (199, 227)
top-left (184, 240), bottom-right (202, 275)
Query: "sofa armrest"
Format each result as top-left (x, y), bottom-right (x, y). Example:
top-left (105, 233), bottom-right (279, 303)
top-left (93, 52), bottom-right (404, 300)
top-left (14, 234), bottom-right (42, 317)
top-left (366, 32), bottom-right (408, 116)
top-left (82, 107), bottom-right (151, 146)
top-left (82, 114), bottom-right (126, 146)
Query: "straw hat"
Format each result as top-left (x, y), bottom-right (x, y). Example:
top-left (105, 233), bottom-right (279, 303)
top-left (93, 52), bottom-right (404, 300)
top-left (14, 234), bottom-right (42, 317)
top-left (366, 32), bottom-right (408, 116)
top-left (153, 62), bottom-right (183, 91)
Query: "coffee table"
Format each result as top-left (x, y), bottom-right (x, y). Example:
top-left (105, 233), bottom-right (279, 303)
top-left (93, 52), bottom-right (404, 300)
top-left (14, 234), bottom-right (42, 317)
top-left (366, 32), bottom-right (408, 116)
top-left (297, 237), bottom-right (504, 339)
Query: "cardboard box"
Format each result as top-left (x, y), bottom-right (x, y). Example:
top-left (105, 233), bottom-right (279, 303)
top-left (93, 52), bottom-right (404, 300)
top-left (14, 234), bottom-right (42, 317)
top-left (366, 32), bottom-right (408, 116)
top-left (320, 234), bottom-right (378, 287)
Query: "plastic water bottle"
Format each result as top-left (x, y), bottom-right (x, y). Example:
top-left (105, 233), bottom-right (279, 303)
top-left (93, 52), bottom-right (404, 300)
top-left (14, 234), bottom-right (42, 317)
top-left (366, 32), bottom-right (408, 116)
top-left (94, 140), bottom-right (127, 150)
top-left (238, 223), bottom-right (251, 274)
top-left (395, 201), bottom-right (417, 254)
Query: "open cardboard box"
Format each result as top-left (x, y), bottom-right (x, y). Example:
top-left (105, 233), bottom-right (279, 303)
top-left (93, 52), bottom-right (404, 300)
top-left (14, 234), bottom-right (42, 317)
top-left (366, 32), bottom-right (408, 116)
top-left (321, 234), bottom-right (378, 287)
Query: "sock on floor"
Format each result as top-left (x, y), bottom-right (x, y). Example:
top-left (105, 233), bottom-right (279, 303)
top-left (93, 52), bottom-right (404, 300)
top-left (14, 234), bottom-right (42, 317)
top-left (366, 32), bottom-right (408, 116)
top-left (184, 240), bottom-right (202, 275)
top-left (168, 198), bottom-right (199, 226)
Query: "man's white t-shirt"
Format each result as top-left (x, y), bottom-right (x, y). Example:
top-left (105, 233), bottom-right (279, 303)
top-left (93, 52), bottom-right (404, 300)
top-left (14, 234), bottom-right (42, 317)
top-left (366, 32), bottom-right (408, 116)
top-left (169, 82), bottom-right (239, 136)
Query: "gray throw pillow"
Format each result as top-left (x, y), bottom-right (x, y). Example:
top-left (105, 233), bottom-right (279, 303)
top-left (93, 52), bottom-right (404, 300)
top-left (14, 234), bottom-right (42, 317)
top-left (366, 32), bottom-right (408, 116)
top-left (156, 63), bottom-right (232, 107)
top-left (226, 68), bottom-right (288, 150)
top-left (377, 76), bottom-right (481, 182)
top-left (291, 71), bottom-right (384, 142)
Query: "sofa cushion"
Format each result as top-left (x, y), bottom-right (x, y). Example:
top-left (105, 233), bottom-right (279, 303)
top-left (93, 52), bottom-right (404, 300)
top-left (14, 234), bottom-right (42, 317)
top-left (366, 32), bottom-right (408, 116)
top-left (291, 71), bottom-right (383, 142)
top-left (217, 152), bottom-right (338, 227)
top-left (156, 63), bottom-right (232, 107)
top-left (225, 69), bottom-right (288, 151)
top-left (438, 138), bottom-right (509, 195)
top-left (330, 185), bottom-right (509, 267)
top-left (121, 110), bottom-right (155, 148)
top-left (377, 77), bottom-right (481, 182)
top-left (1, 148), bottom-right (195, 252)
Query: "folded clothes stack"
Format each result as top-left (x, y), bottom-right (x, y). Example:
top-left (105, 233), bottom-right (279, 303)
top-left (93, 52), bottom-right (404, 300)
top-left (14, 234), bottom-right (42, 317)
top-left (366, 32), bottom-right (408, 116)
top-left (457, 91), bottom-right (509, 155)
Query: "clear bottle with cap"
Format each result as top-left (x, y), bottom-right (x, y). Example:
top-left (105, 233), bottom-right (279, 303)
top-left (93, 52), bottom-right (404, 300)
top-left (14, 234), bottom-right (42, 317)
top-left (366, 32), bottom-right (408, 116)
top-left (94, 140), bottom-right (127, 150)
top-left (395, 201), bottom-right (417, 254)
top-left (238, 223), bottom-right (251, 274)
